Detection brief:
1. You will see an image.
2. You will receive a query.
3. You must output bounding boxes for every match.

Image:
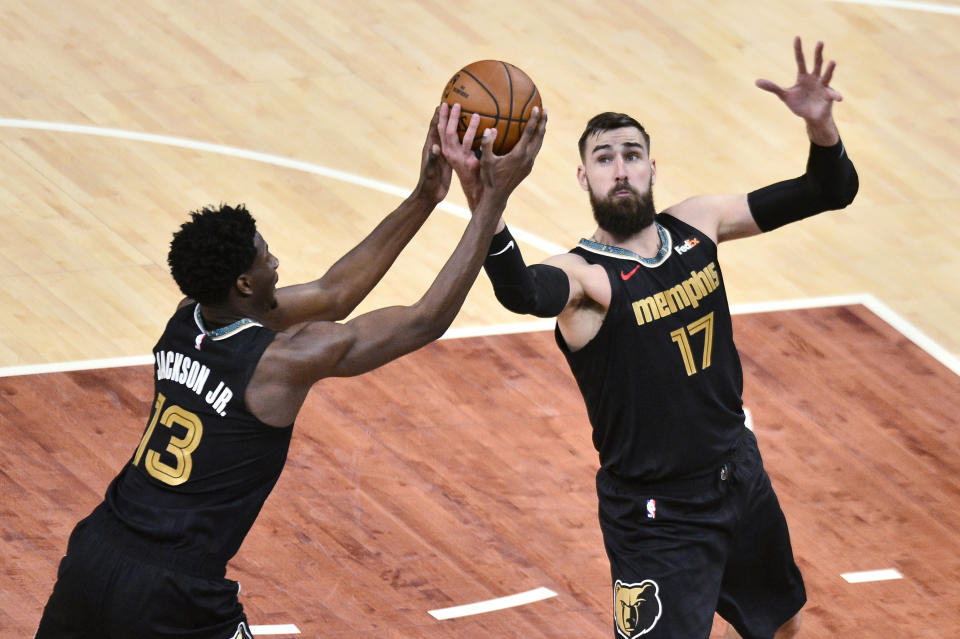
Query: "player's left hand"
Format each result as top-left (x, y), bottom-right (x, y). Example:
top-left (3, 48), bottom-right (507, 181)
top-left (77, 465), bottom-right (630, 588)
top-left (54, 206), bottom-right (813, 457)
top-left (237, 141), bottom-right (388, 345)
top-left (437, 102), bottom-right (483, 209)
top-left (416, 106), bottom-right (453, 206)
top-left (756, 36), bottom-right (843, 127)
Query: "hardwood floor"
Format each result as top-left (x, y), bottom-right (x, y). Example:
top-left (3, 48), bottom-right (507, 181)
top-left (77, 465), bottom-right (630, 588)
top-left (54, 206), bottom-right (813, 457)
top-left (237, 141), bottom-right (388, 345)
top-left (2, 305), bottom-right (958, 637)
top-left (1, 1), bottom-right (958, 636)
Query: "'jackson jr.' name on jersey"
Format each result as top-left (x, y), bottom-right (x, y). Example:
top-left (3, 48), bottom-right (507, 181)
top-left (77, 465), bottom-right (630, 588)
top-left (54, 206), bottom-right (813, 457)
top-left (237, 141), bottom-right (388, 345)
top-left (154, 350), bottom-right (234, 417)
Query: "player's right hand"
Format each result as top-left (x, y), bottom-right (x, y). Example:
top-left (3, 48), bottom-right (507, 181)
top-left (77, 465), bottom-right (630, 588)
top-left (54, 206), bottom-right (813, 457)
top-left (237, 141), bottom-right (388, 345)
top-left (478, 106), bottom-right (547, 200)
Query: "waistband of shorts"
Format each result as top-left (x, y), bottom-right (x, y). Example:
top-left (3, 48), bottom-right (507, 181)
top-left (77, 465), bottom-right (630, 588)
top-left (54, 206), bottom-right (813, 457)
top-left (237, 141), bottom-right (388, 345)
top-left (598, 461), bottom-right (732, 497)
top-left (598, 430), bottom-right (754, 497)
top-left (83, 503), bottom-right (228, 579)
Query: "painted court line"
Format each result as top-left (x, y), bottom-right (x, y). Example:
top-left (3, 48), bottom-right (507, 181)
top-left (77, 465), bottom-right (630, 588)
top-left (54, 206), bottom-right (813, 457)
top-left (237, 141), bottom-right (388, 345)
top-left (829, 0), bottom-right (960, 16)
top-left (0, 294), bottom-right (958, 379)
top-left (428, 586), bottom-right (558, 620)
top-left (249, 624), bottom-right (300, 635)
top-left (0, 121), bottom-right (954, 376)
top-left (0, 354), bottom-right (153, 378)
top-left (732, 293), bottom-right (960, 377)
top-left (0, 119), bottom-right (565, 257)
top-left (2, 298), bottom-right (865, 376)
top-left (841, 569), bottom-right (904, 584)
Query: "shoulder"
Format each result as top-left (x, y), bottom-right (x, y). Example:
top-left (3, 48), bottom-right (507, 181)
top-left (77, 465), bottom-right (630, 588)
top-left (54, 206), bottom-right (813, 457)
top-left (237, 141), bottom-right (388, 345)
top-left (544, 251), bottom-right (592, 269)
top-left (262, 320), bottom-right (351, 367)
top-left (543, 251), bottom-right (609, 286)
top-left (542, 250), bottom-right (612, 312)
top-left (663, 193), bottom-right (757, 244)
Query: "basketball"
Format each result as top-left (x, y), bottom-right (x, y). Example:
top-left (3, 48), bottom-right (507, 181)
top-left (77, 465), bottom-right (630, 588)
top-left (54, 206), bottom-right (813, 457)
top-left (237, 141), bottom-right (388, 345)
top-left (441, 60), bottom-right (542, 154)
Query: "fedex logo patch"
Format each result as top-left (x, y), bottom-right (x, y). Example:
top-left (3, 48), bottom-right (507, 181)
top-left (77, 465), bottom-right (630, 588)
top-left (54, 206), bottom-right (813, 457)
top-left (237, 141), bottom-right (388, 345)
top-left (674, 237), bottom-right (700, 255)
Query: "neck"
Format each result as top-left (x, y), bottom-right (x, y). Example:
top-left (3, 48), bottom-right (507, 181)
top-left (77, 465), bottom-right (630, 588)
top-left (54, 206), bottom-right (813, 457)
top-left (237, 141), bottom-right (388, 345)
top-left (591, 221), bottom-right (661, 258)
top-left (197, 302), bottom-right (255, 331)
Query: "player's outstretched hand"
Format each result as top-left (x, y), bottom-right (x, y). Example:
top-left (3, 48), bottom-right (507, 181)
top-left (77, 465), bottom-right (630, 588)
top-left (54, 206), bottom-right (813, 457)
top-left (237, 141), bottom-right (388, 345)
top-left (416, 107), bottom-right (453, 206)
top-left (756, 36), bottom-right (843, 128)
top-left (437, 102), bottom-right (483, 208)
top-left (477, 106), bottom-right (547, 203)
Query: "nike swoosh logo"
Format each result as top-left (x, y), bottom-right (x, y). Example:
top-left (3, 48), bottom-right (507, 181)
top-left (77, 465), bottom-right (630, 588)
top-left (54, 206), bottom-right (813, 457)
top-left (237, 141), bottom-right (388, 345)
top-left (620, 264), bottom-right (641, 280)
top-left (489, 240), bottom-right (515, 257)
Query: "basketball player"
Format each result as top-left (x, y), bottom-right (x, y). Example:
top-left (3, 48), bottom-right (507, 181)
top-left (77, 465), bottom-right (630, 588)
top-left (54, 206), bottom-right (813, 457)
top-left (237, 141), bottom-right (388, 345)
top-left (439, 38), bottom-right (857, 639)
top-left (34, 106), bottom-right (546, 639)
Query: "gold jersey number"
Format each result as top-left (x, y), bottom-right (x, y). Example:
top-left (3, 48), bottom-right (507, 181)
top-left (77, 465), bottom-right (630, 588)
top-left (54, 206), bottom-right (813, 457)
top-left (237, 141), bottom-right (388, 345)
top-left (669, 311), bottom-right (715, 376)
top-left (132, 392), bottom-right (203, 486)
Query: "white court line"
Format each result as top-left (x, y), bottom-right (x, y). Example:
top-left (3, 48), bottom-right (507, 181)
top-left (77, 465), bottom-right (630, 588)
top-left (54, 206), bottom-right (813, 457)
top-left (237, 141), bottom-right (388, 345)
top-left (829, 0), bottom-right (960, 16)
top-left (1, 120), bottom-right (955, 376)
top-left (0, 355), bottom-right (154, 378)
top-left (0, 88), bottom-right (930, 636)
top-left (441, 319), bottom-right (556, 340)
top-left (1, 294), bottom-right (958, 378)
top-left (841, 569), bottom-right (904, 583)
top-left (249, 624), bottom-right (300, 635)
top-left (0, 119), bottom-right (566, 257)
top-left (729, 293), bottom-right (872, 315)
top-left (731, 293), bottom-right (960, 377)
top-left (428, 586), bottom-right (557, 620)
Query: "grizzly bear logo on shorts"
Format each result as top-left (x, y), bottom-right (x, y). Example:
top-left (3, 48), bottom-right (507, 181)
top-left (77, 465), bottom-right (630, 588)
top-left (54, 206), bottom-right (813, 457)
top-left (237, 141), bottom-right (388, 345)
top-left (614, 579), bottom-right (662, 638)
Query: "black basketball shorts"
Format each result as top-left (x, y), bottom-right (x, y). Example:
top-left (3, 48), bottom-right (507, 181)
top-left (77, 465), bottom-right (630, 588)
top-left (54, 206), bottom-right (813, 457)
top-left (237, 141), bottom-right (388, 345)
top-left (35, 506), bottom-right (251, 639)
top-left (596, 429), bottom-right (805, 639)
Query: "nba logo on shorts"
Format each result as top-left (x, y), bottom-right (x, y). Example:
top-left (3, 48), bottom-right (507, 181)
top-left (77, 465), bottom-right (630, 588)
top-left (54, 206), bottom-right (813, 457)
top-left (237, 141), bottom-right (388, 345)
top-left (646, 499), bottom-right (656, 519)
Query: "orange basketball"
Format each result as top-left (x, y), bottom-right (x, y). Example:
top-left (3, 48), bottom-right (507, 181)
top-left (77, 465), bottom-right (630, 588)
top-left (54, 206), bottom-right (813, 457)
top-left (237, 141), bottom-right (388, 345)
top-left (441, 60), bottom-right (542, 154)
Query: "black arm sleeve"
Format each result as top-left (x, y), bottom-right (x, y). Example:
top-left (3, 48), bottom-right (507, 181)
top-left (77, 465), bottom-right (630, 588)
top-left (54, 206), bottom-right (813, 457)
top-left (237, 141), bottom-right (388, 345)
top-left (483, 226), bottom-right (570, 318)
top-left (747, 138), bottom-right (859, 232)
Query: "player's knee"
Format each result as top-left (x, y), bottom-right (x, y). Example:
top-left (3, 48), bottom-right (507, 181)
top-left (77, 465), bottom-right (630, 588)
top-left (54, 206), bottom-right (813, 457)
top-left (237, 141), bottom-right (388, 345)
top-left (775, 611), bottom-right (802, 638)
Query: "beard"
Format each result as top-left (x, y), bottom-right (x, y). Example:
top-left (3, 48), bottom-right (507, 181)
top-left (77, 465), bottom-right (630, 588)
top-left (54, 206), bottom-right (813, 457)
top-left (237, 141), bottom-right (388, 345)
top-left (588, 178), bottom-right (656, 240)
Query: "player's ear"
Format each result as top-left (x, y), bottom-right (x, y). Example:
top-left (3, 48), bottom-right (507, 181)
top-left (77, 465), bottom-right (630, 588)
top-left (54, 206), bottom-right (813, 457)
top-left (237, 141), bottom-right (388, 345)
top-left (577, 165), bottom-right (589, 191)
top-left (650, 158), bottom-right (657, 186)
top-left (236, 273), bottom-right (254, 297)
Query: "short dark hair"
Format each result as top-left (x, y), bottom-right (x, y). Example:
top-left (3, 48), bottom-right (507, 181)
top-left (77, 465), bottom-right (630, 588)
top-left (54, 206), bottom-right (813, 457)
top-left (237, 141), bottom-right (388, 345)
top-left (168, 204), bottom-right (258, 305)
top-left (578, 112), bottom-right (650, 160)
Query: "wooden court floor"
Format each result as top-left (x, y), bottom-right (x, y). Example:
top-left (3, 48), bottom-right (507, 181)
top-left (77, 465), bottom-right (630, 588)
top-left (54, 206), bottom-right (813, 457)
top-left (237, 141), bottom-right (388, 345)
top-left (2, 304), bottom-right (958, 638)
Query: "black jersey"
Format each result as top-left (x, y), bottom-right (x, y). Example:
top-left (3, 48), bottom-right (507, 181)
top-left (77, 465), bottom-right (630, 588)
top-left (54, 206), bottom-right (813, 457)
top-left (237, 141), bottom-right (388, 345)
top-left (104, 302), bottom-right (292, 569)
top-left (557, 214), bottom-right (745, 481)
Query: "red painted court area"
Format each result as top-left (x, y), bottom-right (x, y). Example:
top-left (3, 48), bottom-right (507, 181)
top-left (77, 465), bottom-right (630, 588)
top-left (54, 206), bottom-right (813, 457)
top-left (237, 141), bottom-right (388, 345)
top-left (1, 305), bottom-right (958, 637)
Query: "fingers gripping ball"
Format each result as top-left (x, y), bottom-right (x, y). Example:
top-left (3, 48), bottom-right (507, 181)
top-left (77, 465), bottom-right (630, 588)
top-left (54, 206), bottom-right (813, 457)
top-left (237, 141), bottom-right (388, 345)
top-left (441, 60), bottom-right (542, 154)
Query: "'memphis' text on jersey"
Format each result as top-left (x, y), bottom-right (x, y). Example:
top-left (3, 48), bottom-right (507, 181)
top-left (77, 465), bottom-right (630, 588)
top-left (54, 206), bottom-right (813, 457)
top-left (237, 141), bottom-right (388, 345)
top-left (154, 350), bottom-right (234, 416)
top-left (632, 261), bottom-right (720, 326)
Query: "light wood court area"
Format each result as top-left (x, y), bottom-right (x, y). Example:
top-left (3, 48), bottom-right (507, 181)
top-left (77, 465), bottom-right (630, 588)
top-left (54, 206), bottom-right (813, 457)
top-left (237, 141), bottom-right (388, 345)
top-left (1, 0), bottom-right (959, 637)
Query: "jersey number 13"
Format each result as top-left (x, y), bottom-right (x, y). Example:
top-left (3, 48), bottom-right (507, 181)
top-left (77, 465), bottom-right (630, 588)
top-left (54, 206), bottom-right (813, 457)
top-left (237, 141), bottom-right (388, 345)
top-left (132, 392), bottom-right (204, 486)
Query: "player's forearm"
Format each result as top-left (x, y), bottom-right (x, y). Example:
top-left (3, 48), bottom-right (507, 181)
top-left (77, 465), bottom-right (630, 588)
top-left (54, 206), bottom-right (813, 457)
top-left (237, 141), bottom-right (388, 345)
top-left (748, 135), bottom-right (858, 232)
top-left (322, 198), bottom-right (507, 379)
top-left (805, 116), bottom-right (840, 147)
top-left (412, 193), bottom-right (510, 339)
top-left (482, 226), bottom-right (569, 317)
top-left (314, 189), bottom-right (437, 319)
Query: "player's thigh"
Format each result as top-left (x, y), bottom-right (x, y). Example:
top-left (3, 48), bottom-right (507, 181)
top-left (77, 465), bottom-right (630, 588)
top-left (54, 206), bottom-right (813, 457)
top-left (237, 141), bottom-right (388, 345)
top-left (599, 479), bottom-right (731, 638)
top-left (102, 559), bottom-right (249, 639)
top-left (606, 541), bottom-right (724, 639)
top-left (35, 520), bottom-right (112, 639)
top-left (717, 466), bottom-right (805, 639)
top-left (35, 562), bottom-right (101, 639)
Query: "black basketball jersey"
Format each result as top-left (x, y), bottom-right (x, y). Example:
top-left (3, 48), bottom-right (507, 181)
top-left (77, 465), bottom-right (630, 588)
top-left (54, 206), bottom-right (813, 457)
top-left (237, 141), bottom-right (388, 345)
top-left (105, 302), bottom-right (292, 568)
top-left (557, 214), bottom-right (745, 481)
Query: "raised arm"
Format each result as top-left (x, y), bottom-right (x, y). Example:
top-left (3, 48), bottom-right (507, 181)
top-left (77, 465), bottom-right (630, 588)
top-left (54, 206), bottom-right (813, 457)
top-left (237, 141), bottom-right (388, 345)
top-left (247, 108), bottom-right (547, 426)
top-left (261, 109), bottom-right (453, 330)
top-left (669, 36), bottom-right (859, 243)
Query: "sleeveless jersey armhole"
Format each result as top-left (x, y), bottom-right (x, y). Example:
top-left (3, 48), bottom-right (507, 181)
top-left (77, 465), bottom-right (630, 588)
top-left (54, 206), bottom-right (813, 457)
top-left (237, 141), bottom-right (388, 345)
top-left (554, 248), bottom-right (625, 357)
